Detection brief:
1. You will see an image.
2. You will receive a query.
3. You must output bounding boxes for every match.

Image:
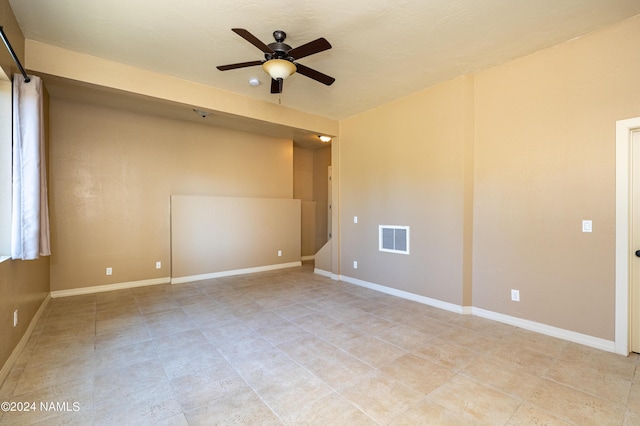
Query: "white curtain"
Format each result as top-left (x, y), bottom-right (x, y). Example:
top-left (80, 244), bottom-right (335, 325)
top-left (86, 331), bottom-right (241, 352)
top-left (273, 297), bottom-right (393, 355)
top-left (11, 74), bottom-right (50, 260)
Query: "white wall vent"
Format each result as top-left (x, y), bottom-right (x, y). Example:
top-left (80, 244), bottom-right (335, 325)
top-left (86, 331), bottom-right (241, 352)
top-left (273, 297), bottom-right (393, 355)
top-left (379, 225), bottom-right (410, 255)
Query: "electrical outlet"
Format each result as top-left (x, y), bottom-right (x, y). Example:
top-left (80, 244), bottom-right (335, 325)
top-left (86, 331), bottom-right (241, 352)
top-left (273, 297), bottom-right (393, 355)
top-left (106, 267), bottom-right (112, 276)
top-left (277, 250), bottom-right (282, 257)
top-left (511, 289), bottom-right (520, 302)
top-left (13, 309), bottom-right (17, 327)
top-left (156, 261), bottom-right (162, 269)
top-left (353, 260), bottom-right (358, 269)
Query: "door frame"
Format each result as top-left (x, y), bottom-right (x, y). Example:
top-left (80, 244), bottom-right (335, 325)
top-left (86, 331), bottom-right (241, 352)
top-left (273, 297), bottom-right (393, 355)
top-left (615, 117), bottom-right (640, 355)
top-left (327, 166), bottom-right (332, 240)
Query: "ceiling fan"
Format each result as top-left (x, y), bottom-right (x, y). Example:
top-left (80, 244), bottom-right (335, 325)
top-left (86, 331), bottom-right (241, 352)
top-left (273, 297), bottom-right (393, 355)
top-left (217, 28), bottom-right (335, 94)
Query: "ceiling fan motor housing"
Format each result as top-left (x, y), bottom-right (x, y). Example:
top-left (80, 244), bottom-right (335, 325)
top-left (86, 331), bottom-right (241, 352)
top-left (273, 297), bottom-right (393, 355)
top-left (273, 30), bottom-right (286, 42)
top-left (266, 30), bottom-right (292, 60)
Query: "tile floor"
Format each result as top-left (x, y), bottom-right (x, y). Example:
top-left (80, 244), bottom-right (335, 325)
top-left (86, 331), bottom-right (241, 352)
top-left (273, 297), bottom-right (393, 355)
top-left (1, 263), bottom-right (639, 425)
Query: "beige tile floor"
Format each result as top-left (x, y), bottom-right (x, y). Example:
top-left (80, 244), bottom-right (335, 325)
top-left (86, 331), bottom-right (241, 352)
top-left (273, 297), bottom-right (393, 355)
top-left (1, 263), bottom-right (640, 425)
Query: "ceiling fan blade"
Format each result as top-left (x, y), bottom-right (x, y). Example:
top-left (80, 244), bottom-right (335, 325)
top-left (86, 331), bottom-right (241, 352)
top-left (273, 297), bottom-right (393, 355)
top-left (271, 78), bottom-right (283, 94)
top-left (216, 60), bottom-right (263, 71)
top-left (295, 63), bottom-right (335, 86)
top-left (288, 38), bottom-right (332, 60)
top-left (232, 28), bottom-right (274, 54)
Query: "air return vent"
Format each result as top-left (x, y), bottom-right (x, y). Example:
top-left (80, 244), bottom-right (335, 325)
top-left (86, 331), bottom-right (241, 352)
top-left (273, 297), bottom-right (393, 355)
top-left (379, 225), bottom-right (410, 255)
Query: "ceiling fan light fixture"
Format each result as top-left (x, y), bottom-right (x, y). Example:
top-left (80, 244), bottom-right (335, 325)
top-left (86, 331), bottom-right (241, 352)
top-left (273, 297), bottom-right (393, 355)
top-left (319, 135), bottom-right (332, 143)
top-left (262, 59), bottom-right (296, 80)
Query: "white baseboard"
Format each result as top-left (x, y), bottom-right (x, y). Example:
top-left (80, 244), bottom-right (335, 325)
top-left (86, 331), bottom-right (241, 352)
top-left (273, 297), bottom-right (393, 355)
top-left (0, 294), bottom-right (50, 386)
top-left (338, 274), bottom-right (615, 353)
top-left (339, 274), bottom-right (467, 314)
top-left (43, 266), bottom-right (617, 355)
top-left (50, 277), bottom-right (171, 298)
top-left (472, 307), bottom-right (615, 352)
top-left (314, 268), bottom-right (332, 278)
top-left (301, 255), bottom-right (315, 261)
top-left (171, 261), bottom-right (302, 284)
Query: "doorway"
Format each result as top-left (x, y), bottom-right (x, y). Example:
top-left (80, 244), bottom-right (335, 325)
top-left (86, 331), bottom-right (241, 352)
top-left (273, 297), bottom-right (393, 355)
top-left (615, 117), bottom-right (640, 355)
top-left (631, 130), bottom-right (640, 352)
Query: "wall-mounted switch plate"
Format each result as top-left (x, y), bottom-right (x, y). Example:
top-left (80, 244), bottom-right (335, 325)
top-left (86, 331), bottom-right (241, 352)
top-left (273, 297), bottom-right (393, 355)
top-left (353, 260), bottom-right (358, 269)
top-left (106, 267), bottom-right (112, 276)
top-left (354, 216), bottom-right (358, 224)
top-left (156, 261), bottom-right (162, 269)
top-left (278, 250), bottom-right (282, 257)
top-left (582, 220), bottom-right (592, 233)
top-left (511, 289), bottom-right (520, 302)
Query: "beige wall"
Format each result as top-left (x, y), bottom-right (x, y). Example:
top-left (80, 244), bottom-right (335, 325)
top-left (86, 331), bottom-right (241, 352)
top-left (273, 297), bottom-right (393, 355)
top-left (340, 75), bottom-right (474, 306)
top-left (300, 201), bottom-right (317, 257)
top-left (472, 14), bottom-right (640, 340)
top-left (339, 15), bottom-right (640, 340)
top-left (0, 0), bottom-right (25, 80)
top-left (293, 147), bottom-right (314, 201)
top-left (49, 97), bottom-right (293, 291)
top-left (313, 146), bottom-right (331, 252)
top-left (0, 258), bottom-right (49, 374)
top-left (171, 195), bottom-right (300, 279)
top-left (294, 147), bottom-right (315, 257)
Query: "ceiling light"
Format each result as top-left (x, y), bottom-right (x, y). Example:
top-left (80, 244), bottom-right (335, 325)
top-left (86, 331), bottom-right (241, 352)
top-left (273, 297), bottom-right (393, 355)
top-left (262, 59), bottom-right (296, 80)
top-left (248, 77), bottom-right (260, 86)
top-left (319, 135), bottom-right (332, 143)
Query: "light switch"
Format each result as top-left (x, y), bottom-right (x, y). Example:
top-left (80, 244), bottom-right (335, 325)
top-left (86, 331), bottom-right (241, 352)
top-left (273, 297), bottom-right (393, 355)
top-left (582, 220), bottom-right (592, 233)
top-left (354, 216), bottom-right (358, 224)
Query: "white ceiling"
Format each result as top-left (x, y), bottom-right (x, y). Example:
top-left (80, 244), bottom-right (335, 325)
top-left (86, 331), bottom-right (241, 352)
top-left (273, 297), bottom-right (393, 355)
top-left (8, 0), bottom-right (640, 121)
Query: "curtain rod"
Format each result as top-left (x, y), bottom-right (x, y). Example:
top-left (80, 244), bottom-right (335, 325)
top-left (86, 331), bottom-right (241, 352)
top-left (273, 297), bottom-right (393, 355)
top-left (0, 26), bottom-right (30, 83)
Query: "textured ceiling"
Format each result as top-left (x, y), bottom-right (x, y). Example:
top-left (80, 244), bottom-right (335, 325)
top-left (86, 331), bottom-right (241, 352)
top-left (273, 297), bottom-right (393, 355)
top-left (8, 0), bottom-right (640, 121)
